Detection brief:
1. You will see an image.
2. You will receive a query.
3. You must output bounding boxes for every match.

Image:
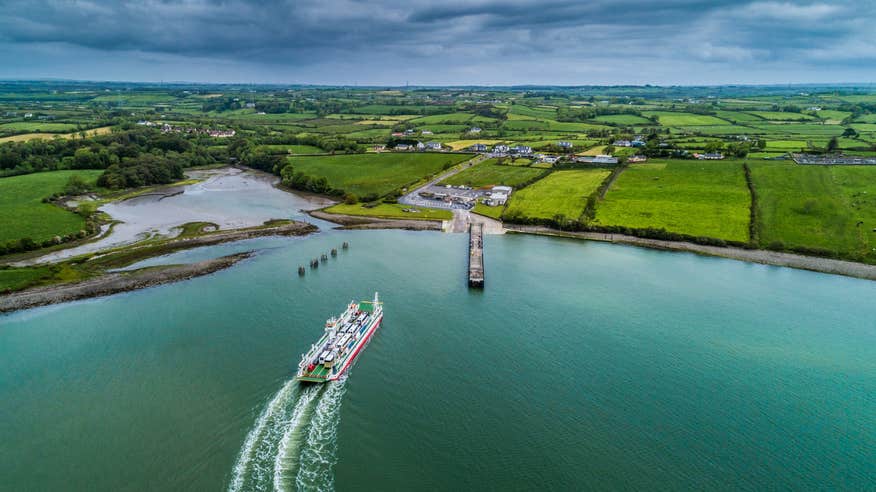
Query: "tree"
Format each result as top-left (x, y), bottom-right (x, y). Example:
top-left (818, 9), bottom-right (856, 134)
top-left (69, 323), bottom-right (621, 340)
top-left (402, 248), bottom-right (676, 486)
top-left (704, 141), bottom-right (725, 154)
top-left (63, 175), bottom-right (90, 195)
top-left (842, 127), bottom-right (858, 138)
top-left (827, 136), bottom-right (839, 153)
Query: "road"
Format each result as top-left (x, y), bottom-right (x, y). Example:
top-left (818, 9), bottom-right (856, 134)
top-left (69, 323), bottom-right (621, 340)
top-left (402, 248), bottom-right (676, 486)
top-left (398, 154), bottom-right (487, 210)
top-left (397, 154), bottom-right (504, 234)
top-left (446, 208), bottom-right (504, 234)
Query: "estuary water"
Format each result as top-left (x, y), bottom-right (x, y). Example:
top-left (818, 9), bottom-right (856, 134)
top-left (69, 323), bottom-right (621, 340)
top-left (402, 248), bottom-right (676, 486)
top-left (1, 229), bottom-right (874, 490)
top-left (23, 167), bottom-right (332, 264)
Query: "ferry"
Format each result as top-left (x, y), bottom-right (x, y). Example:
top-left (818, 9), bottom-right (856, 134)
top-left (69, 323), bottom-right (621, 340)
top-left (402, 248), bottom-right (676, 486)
top-left (296, 292), bottom-right (383, 383)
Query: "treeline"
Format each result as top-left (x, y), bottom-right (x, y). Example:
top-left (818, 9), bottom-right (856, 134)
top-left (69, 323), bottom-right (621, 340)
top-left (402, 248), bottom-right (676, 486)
top-left (0, 125), bottom-right (223, 186)
top-left (556, 106), bottom-right (649, 123)
top-left (258, 133), bottom-right (360, 153)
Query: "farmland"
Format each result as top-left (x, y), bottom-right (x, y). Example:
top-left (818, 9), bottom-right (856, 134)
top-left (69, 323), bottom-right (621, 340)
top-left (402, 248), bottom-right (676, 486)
top-left (5, 81), bottom-right (876, 267)
top-left (504, 169), bottom-right (611, 221)
top-left (749, 161), bottom-right (876, 262)
top-left (287, 153), bottom-right (472, 198)
top-left (643, 112), bottom-right (729, 126)
top-left (594, 161), bottom-right (751, 242)
top-left (0, 170), bottom-right (102, 244)
top-left (440, 158), bottom-right (547, 188)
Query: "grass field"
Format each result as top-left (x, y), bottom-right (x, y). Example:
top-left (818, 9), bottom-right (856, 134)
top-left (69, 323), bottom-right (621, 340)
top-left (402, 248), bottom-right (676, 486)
top-left (407, 112), bottom-right (476, 125)
top-left (440, 158), bottom-right (546, 188)
top-left (746, 111), bottom-right (816, 121)
top-left (594, 160), bottom-right (750, 242)
top-left (445, 139), bottom-right (504, 151)
top-left (504, 169), bottom-right (611, 221)
top-left (0, 122), bottom-right (79, 133)
top-left (0, 125), bottom-right (113, 143)
top-left (592, 114), bottom-right (654, 125)
top-left (258, 144), bottom-right (324, 154)
top-left (323, 203), bottom-right (452, 221)
top-left (749, 161), bottom-right (876, 261)
top-left (288, 153), bottom-right (472, 197)
top-left (643, 112), bottom-right (729, 126)
top-left (0, 170), bottom-right (103, 244)
top-left (472, 203), bottom-right (504, 219)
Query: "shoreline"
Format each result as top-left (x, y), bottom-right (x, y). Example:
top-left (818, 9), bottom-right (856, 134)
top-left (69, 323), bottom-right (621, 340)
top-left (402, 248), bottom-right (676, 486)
top-left (0, 252), bottom-right (254, 313)
top-left (308, 210), bottom-right (444, 231)
top-left (506, 224), bottom-right (876, 281)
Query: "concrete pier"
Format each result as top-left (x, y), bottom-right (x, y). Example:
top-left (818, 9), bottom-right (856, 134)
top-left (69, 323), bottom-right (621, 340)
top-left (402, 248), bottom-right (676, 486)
top-left (468, 223), bottom-right (484, 288)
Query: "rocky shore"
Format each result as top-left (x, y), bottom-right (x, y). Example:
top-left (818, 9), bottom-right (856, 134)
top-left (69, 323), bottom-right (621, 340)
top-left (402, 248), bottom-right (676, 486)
top-left (309, 210), bottom-right (443, 231)
top-left (0, 252), bottom-right (254, 313)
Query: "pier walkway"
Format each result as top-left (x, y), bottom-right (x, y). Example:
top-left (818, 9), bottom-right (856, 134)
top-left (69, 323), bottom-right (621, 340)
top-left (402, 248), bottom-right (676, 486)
top-left (468, 223), bottom-right (484, 288)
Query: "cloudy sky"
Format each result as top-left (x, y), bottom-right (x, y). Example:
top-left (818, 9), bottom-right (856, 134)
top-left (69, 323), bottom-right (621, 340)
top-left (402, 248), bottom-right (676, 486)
top-left (0, 0), bottom-right (872, 85)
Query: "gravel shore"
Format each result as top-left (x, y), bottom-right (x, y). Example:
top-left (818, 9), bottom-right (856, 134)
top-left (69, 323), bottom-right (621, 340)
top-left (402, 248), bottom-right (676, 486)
top-left (309, 210), bottom-right (443, 231)
top-left (506, 225), bottom-right (876, 281)
top-left (0, 252), bottom-right (254, 313)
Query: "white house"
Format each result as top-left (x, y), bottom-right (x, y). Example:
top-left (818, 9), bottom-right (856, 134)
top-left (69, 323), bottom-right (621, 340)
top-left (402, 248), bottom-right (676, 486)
top-left (493, 144), bottom-right (510, 153)
top-left (469, 143), bottom-right (488, 152)
top-left (469, 126), bottom-right (482, 134)
top-left (511, 145), bottom-right (532, 154)
top-left (426, 141), bottom-right (442, 150)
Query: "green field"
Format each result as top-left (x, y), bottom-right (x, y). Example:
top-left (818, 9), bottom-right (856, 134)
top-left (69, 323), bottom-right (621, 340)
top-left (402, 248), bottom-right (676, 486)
top-left (0, 170), bottom-right (103, 244)
top-left (287, 153), bottom-right (472, 197)
top-left (504, 169), bottom-right (611, 221)
top-left (594, 160), bottom-right (750, 242)
top-left (323, 203), bottom-right (452, 221)
top-left (644, 112), bottom-right (729, 126)
top-left (750, 161), bottom-right (876, 261)
top-left (258, 144), bottom-right (324, 154)
top-left (407, 112), bottom-right (476, 125)
top-left (593, 114), bottom-right (654, 125)
top-left (746, 111), bottom-right (816, 121)
top-left (0, 122), bottom-right (79, 133)
top-left (440, 158), bottom-right (546, 188)
top-left (472, 203), bottom-right (504, 219)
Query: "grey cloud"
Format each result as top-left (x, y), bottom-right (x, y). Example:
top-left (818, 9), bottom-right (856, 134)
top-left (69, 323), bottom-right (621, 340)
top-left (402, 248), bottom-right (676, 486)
top-left (0, 0), bottom-right (872, 84)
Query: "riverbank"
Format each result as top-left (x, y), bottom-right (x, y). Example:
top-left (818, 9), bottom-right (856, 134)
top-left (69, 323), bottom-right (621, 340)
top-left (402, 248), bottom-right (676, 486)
top-left (309, 210), bottom-right (443, 231)
top-left (506, 224), bottom-right (876, 281)
top-left (1, 220), bottom-right (318, 298)
top-left (0, 252), bottom-right (253, 313)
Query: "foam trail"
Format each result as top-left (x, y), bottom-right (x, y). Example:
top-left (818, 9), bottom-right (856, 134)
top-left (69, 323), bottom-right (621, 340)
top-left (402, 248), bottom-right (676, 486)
top-left (228, 380), bottom-right (297, 492)
top-left (272, 386), bottom-right (322, 492)
top-left (294, 381), bottom-right (347, 492)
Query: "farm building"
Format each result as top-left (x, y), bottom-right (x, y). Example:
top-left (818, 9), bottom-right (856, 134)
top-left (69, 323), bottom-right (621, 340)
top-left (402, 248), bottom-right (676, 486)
top-left (576, 154), bottom-right (618, 164)
top-left (558, 141), bottom-right (573, 149)
top-left (511, 145), bottom-right (532, 155)
top-left (694, 153), bottom-right (724, 160)
top-left (426, 141), bottom-right (442, 150)
top-left (792, 153), bottom-right (876, 165)
top-left (469, 143), bottom-right (488, 152)
top-left (627, 155), bottom-right (647, 163)
top-left (494, 144), bottom-right (510, 153)
top-left (469, 127), bottom-right (482, 134)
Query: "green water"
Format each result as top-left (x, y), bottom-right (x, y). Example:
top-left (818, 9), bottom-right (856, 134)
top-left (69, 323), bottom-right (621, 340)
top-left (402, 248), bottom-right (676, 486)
top-left (1, 230), bottom-right (874, 490)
